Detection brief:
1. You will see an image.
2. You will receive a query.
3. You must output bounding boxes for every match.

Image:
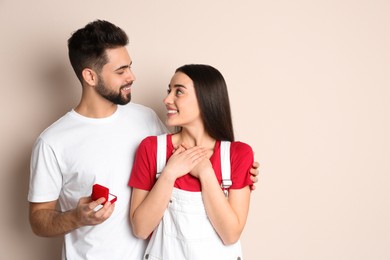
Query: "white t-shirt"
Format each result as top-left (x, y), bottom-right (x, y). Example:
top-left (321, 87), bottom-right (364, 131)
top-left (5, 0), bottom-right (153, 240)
top-left (28, 103), bottom-right (168, 260)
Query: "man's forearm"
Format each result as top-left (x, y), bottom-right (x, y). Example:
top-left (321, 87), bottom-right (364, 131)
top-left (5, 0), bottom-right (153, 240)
top-left (30, 208), bottom-right (81, 237)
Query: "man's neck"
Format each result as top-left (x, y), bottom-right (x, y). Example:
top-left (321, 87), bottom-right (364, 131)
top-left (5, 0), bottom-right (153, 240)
top-left (74, 100), bottom-right (118, 118)
top-left (74, 87), bottom-right (119, 118)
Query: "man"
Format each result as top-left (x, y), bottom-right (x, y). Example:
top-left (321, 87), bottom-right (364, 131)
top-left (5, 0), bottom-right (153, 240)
top-left (28, 20), bottom-right (259, 259)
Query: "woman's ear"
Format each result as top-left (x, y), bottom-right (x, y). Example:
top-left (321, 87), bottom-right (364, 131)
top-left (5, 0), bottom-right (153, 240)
top-left (82, 68), bottom-right (98, 86)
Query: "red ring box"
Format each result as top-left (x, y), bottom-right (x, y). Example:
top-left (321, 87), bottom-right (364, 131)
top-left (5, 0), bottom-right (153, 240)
top-left (91, 184), bottom-right (117, 204)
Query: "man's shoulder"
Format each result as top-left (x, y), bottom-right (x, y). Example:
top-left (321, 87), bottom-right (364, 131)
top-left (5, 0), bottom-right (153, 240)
top-left (119, 103), bottom-right (158, 120)
top-left (121, 102), bottom-right (153, 111)
top-left (39, 111), bottom-right (73, 138)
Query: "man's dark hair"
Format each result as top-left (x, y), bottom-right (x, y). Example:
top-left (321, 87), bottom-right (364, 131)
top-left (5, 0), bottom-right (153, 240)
top-left (68, 20), bottom-right (129, 83)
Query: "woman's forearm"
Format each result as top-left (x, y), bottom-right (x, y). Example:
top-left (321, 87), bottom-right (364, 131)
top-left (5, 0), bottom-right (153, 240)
top-left (130, 172), bottom-right (176, 239)
top-left (199, 170), bottom-right (250, 245)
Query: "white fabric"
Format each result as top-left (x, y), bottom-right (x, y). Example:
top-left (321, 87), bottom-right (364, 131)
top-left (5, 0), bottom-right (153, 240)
top-left (28, 103), bottom-right (168, 260)
top-left (156, 134), bottom-right (167, 178)
top-left (149, 136), bottom-right (241, 259)
top-left (144, 188), bottom-right (243, 260)
top-left (220, 141), bottom-right (232, 196)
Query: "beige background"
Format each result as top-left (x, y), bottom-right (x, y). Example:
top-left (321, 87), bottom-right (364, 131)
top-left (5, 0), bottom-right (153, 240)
top-left (1, 0), bottom-right (389, 259)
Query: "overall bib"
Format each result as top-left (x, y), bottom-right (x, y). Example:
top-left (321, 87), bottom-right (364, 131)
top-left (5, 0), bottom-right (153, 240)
top-left (143, 134), bottom-right (243, 260)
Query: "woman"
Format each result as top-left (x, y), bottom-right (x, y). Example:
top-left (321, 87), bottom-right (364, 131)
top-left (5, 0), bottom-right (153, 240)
top-left (129, 64), bottom-right (254, 259)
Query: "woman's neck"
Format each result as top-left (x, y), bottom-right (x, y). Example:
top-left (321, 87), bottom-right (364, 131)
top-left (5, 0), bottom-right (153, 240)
top-left (172, 128), bottom-right (216, 150)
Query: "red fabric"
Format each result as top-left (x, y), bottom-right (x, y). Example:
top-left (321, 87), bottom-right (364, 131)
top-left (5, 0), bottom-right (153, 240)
top-left (129, 134), bottom-right (254, 192)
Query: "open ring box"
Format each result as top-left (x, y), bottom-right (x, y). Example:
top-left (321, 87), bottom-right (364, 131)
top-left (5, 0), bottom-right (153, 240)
top-left (91, 184), bottom-right (117, 205)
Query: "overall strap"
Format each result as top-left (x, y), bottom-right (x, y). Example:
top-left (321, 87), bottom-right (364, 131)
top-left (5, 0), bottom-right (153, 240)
top-left (220, 141), bottom-right (232, 196)
top-left (156, 134), bottom-right (167, 179)
top-left (156, 136), bottom-right (232, 196)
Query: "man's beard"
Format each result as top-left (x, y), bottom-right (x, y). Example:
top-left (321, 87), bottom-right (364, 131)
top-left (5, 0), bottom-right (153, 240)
top-left (96, 75), bottom-right (132, 105)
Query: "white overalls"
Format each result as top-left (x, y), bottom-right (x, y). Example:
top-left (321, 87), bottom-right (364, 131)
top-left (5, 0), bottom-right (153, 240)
top-left (143, 134), bottom-right (243, 260)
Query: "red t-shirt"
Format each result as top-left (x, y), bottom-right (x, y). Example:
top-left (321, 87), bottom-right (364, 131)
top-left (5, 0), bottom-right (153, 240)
top-left (129, 134), bottom-right (254, 191)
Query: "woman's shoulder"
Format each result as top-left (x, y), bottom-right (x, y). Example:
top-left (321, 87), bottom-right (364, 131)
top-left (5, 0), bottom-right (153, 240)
top-left (140, 133), bottom-right (173, 147)
top-left (230, 141), bottom-right (254, 154)
top-left (139, 135), bottom-right (157, 147)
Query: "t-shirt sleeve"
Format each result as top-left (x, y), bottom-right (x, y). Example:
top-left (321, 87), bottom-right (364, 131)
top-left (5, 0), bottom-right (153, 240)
top-left (28, 137), bottom-right (63, 202)
top-left (230, 141), bottom-right (254, 189)
top-left (148, 108), bottom-right (169, 135)
top-left (128, 136), bottom-right (157, 190)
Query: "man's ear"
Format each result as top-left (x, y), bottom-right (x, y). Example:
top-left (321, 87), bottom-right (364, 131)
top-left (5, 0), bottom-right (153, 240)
top-left (82, 68), bottom-right (98, 86)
